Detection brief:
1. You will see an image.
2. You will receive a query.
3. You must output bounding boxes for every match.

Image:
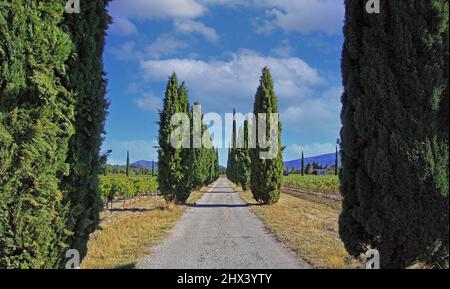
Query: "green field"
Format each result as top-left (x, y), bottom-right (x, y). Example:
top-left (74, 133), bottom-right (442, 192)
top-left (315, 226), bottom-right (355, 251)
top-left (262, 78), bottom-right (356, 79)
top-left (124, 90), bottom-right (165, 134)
top-left (283, 175), bottom-right (340, 196)
top-left (99, 175), bottom-right (158, 206)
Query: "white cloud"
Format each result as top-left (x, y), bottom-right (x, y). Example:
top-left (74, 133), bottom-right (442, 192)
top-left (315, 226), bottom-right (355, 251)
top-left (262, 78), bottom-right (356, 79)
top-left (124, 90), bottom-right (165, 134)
top-left (109, 42), bottom-right (141, 61)
top-left (134, 93), bottom-right (162, 113)
top-left (146, 35), bottom-right (188, 59)
top-left (200, 0), bottom-right (345, 35)
top-left (110, 18), bottom-right (138, 36)
top-left (108, 0), bottom-right (205, 20)
top-left (109, 36), bottom-right (188, 61)
top-left (256, 0), bottom-right (345, 35)
top-left (175, 20), bottom-right (220, 43)
top-left (284, 142), bottom-right (336, 161)
top-left (271, 39), bottom-right (293, 57)
top-left (140, 50), bottom-right (324, 112)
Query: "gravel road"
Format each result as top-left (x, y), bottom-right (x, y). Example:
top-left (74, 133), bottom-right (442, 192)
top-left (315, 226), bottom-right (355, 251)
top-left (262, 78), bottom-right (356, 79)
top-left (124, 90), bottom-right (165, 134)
top-left (138, 177), bottom-right (310, 269)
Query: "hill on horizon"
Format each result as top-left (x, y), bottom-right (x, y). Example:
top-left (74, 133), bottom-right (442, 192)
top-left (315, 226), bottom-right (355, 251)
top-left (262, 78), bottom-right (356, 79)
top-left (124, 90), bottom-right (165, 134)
top-left (283, 152), bottom-right (340, 170)
top-left (125, 153), bottom-right (340, 171)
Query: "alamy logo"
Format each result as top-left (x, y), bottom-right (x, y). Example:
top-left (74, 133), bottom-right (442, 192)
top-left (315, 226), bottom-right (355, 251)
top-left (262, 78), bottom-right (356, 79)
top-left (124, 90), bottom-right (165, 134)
top-left (366, 0), bottom-right (380, 14)
top-left (65, 249), bottom-right (80, 269)
top-left (365, 249), bottom-right (380, 269)
top-left (65, 0), bottom-right (80, 14)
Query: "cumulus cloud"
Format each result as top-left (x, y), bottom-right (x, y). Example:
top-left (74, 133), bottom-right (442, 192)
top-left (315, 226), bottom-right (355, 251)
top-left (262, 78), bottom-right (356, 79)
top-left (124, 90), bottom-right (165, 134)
top-left (175, 20), bottom-right (220, 43)
top-left (271, 39), bottom-right (293, 57)
top-left (109, 42), bottom-right (141, 61)
top-left (108, 0), bottom-right (205, 20)
top-left (258, 0), bottom-right (344, 35)
top-left (110, 18), bottom-right (138, 36)
top-left (134, 93), bottom-right (162, 113)
top-left (109, 36), bottom-right (188, 61)
top-left (146, 35), bottom-right (188, 59)
top-left (140, 50), bottom-right (324, 112)
top-left (202, 0), bottom-right (345, 35)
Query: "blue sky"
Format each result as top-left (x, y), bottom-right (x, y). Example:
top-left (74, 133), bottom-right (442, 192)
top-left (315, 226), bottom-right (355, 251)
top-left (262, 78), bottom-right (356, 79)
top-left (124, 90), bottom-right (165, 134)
top-left (102, 0), bottom-right (345, 166)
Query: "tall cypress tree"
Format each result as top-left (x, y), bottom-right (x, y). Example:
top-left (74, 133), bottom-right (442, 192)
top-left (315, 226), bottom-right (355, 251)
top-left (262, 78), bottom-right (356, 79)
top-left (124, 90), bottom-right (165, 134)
top-left (126, 151), bottom-right (130, 177)
top-left (0, 0), bottom-right (74, 268)
top-left (237, 120), bottom-right (251, 190)
top-left (0, 0), bottom-right (109, 268)
top-left (301, 151), bottom-right (305, 176)
top-left (61, 0), bottom-right (110, 265)
top-left (334, 146), bottom-right (338, 176)
top-left (250, 67), bottom-right (284, 204)
top-left (177, 83), bottom-right (192, 203)
top-left (339, 0), bottom-right (449, 268)
top-left (158, 73), bottom-right (183, 203)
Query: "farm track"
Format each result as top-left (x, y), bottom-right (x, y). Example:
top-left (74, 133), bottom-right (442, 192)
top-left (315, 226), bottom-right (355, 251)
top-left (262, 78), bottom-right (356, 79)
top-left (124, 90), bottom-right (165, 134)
top-left (138, 178), bottom-right (310, 269)
top-left (282, 187), bottom-right (341, 210)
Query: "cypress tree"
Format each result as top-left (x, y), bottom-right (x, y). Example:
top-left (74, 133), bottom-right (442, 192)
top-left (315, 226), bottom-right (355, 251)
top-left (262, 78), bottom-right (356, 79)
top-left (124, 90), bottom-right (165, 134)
top-left (177, 83), bottom-right (192, 202)
top-left (226, 145), bottom-right (231, 180)
top-left (215, 148), bottom-right (220, 180)
top-left (334, 146), bottom-right (338, 176)
top-left (60, 0), bottom-right (110, 264)
top-left (301, 151), bottom-right (305, 176)
top-left (227, 109), bottom-right (238, 183)
top-left (339, 0), bottom-right (449, 268)
top-left (237, 120), bottom-right (251, 190)
top-left (250, 67), bottom-right (284, 204)
top-left (0, 0), bottom-right (74, 268)
top-left (158, 73), bottom-right (183, 203)
top-left (126, 151), bottom-right (130, 177)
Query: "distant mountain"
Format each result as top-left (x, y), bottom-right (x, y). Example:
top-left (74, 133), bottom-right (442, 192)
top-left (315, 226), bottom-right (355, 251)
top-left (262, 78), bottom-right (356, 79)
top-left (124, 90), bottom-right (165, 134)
top-left (284, 153), bottom-right (341, 170)
top-left (131, 160), bottom-right (158, 170)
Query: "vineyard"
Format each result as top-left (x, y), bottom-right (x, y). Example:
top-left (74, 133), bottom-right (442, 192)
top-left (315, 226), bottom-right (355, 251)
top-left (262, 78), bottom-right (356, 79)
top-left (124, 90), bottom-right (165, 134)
top-left (99, 175), bottom-right (159, 208)
top-left (283, 175), bottom-right (340, 196)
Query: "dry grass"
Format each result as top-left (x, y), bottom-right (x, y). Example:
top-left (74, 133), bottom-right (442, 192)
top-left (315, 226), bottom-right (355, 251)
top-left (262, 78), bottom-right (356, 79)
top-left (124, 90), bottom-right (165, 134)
top-left (239, 190), bottom-right (362, 269)
top-left (81, 188), bottom-right (208, 269)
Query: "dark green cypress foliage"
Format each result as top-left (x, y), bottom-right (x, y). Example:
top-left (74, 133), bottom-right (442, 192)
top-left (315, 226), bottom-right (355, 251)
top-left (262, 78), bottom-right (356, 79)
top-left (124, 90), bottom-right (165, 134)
top-left (339, 0), bottom-right (449, 268)
top-left (185, 101), bottom-right (216, 190)
top-left (226, 145), bottom-right (231, 180)
top-left (177, 83), bottom-right (192, 203)
top-left (126, 151), bottom-right (130, 177)
top-left (151, 160), bottom-right (155, 176)
top-left (334, 146), bottom-right (338, 176)
top-left (0, 0), bottom-right (74, 268)
top-left (250, 67), bottom-right (284, 204)
top-left (60, 0), bottom-right (110, 264)
top-left (215, 148), bottom-right (220, 180)
top-left (301, 151), bottom-right (305, 176)
top-left (227, 109), bottom-right (238, 183)
top-left (236, 120), bottom-right (251, 190)
top-left (158, 73), bottom-right (183, 203)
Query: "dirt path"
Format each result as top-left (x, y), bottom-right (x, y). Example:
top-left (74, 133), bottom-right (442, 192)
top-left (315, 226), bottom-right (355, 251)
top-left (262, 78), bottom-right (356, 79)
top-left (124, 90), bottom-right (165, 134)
top-left (138, 177), bottom-right (310, 269)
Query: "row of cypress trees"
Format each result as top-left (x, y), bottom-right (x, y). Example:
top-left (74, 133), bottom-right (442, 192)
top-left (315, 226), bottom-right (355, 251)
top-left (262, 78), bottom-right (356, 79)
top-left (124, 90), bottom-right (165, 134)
top-left (339, 0), bottom-right (449, 268)
top-left (0, 0), bottom-right (110, 268)
top-left (158, 73), bottom-right (219, 204)
top-left (227, 67), bottom-right (284, 205)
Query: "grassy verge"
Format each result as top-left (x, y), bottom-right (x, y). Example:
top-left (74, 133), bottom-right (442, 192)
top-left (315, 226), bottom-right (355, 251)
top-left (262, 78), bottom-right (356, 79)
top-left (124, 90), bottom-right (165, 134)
top-left (81, 188), bottom-right (208, 269)
top-left (238, 189), bottom-right (362, 269)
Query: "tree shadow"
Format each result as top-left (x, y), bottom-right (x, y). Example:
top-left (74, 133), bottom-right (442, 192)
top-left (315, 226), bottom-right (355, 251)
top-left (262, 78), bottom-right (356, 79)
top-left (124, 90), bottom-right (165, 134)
top-left (108, 208), bottom-right (154, 213)
top-left (115, 262), bottom-right (136, 269)
top-left (187, 203), bottom-right (261, 208)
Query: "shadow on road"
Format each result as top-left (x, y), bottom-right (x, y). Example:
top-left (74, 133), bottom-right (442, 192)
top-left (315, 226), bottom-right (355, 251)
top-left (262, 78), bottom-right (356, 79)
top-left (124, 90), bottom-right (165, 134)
top-left (108, 207), bottom-right (158, 213)
top-left (187, 203), bottom-right (261, 208)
